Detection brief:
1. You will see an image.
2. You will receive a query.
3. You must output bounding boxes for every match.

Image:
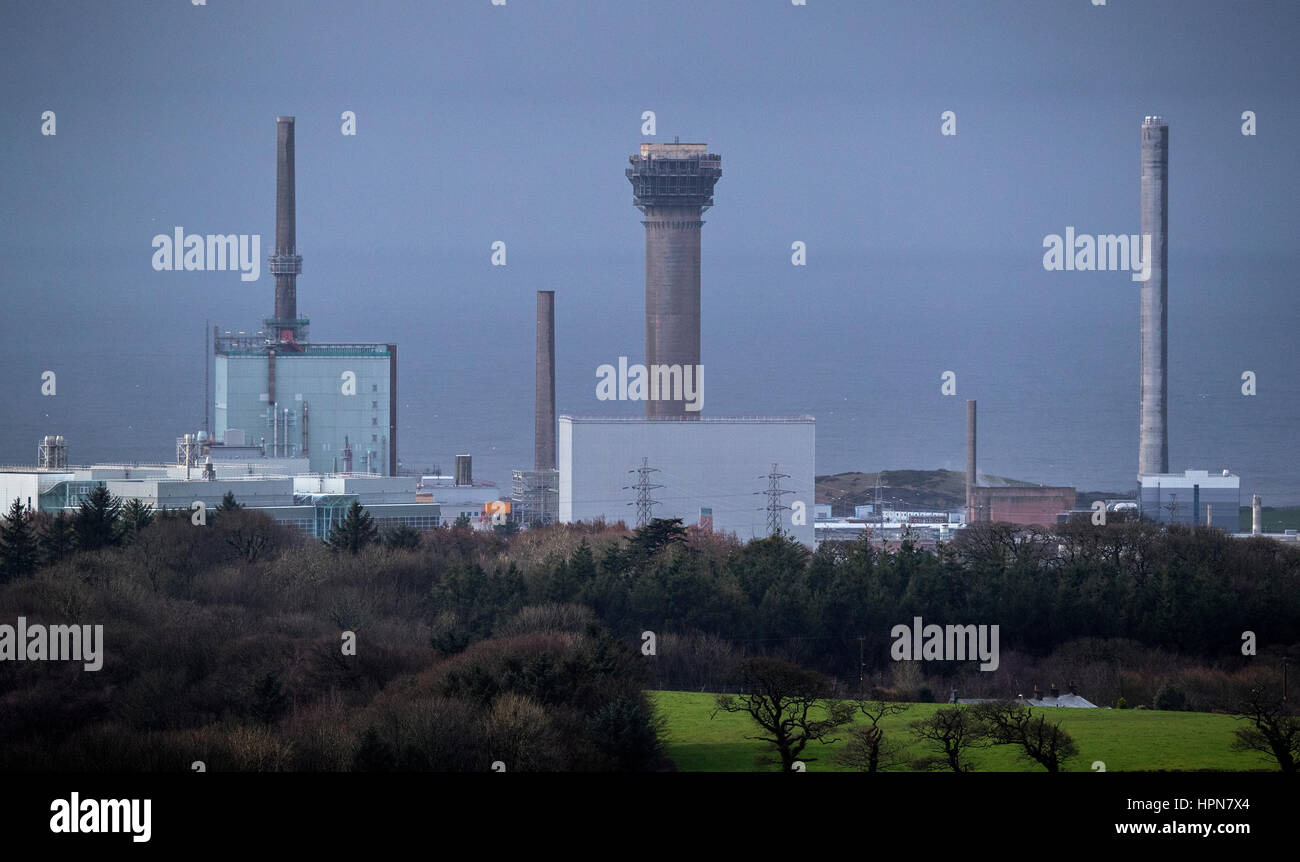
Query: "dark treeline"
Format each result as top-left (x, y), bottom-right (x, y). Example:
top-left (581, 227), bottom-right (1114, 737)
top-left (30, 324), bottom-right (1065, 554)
top-left (471, 516), bottom-right (1299, 707)
top-left (0, 496), bottom-right (666, 771)
top-left (0, 491), bottom-right (1297, 770)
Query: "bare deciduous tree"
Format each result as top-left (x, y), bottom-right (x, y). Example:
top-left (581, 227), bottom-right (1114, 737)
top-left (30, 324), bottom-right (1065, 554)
top-left (909, 706), bottom-right (987, 773)
top-left (974, 700), bottom-right (1078, 772)
top-left (1231, 685), bottom-right (1299, 773)
top-left (837, 699), bottom-right (911, 773)
top-left (713, 657), bottom-right (855, 772)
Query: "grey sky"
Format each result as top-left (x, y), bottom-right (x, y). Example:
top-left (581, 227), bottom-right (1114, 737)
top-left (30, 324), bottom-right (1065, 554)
top-left (3, 0), bottom-right (1296, 258)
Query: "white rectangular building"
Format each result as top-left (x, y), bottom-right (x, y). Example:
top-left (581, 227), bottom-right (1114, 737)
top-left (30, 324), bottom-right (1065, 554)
top-left (558, 416), bottom-right (816, 546)
top-left (1138, 469), bottom-right (1240, 530)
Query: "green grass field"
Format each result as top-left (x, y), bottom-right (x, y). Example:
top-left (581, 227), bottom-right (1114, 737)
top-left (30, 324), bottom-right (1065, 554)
top-left (653, 691), bottom-right (1275, 772)
top-left (1239, 506), bottom-right (1300, 533)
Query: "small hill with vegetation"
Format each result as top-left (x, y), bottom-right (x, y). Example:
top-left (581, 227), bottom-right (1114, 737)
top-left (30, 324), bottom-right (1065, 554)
top-left (816, 469), bottom-right (1038, 515)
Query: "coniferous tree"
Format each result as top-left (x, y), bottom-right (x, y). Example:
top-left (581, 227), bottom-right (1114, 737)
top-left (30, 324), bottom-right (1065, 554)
top-left (587, 695), bottom-right (667, 771)
top-left (216, 490), bottom-right (243, 512)
top-left (383, 523), bottom-right (423, 550)
top-left (632, 518), bottom-right (688, 558)
top-left (326, 500), bottom-right (379, 554)
top-left (0, 499), bottom-right (40, 581)
top-left (40, 511), bottom-right (75, 565)
top-left (73, 484), bottom-right (122, 551)
top-left (119, 498), bottom-right (155, 543)
top-left (571, 539), bottom-right (597, 582)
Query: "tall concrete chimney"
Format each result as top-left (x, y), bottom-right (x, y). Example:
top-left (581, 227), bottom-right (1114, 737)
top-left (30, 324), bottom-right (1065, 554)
top-left (535, 291), bottom-right (556, 471)
top-left (627, 141), bottom-right (721, 419)
top-left (965, 399), bottom-right (977, 522)
top-left (1252, 494), bottom-right (1262, 536)
top-left (1139, 116), bottom-right (1169, 476)
top-left (270, 116), bottom-right (303, 344)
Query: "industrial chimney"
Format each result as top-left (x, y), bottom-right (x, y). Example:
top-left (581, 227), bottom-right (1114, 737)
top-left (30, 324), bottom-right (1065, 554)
top-left (1139, 116), bottom-right (1169, 476)
top-left (535, 291), bottom-right (556, 471)
top-left (965, 400), bottom-right (977, 522)
top-left (1252, 494), bottom-right (1262, 536)
top-left (270, 116), bottom-right (303, 345)
top-left (627, 140), bottom-right (721, 419)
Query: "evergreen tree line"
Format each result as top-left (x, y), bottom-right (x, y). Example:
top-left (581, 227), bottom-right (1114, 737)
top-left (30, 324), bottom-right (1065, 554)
top-left (0, 487), bottom-right (173, 579)
top-left (0, 489), bottom-right (420, 582)
top-left (427, 518), bottom-right (1299, 681)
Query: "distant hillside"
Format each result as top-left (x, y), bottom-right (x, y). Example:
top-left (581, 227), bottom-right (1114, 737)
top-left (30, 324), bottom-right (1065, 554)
top-left (815, 469), bottom-right (1038, 515)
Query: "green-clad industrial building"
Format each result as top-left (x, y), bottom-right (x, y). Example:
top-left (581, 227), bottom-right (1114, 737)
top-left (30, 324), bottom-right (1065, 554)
top-left (214, 334), bottom-right (397, 476)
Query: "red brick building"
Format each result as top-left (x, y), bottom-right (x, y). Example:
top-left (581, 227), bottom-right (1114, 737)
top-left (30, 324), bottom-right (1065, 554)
top-left (971, 486), bottom-right (1075, 527)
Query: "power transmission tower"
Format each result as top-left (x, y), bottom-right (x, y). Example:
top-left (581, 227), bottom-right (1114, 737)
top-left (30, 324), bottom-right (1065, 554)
top-left (625, 457), bottom-right (663, 528)
top-left (758, 462), bottom-right (792, 536)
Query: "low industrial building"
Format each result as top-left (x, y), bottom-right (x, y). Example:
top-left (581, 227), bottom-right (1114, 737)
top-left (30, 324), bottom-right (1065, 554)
top-left (813, 518), bottom-right (959, 548)
top-left (969, 485), bottom-right (1076, 527)
top-left (0, 465), bottom-right (440, 540)
top-left (1138, 469), bottom-right (1240, 530)
top-left (417, 456), bottom-right (508, 527)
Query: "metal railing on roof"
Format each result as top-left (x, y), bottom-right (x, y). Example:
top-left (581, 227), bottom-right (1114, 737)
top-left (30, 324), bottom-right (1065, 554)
top-left (558, 415), bottom-right (815, 423)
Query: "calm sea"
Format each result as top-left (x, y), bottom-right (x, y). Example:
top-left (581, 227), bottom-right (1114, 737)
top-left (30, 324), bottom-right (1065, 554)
top-left (2, 247), bottom-right (1296, 505)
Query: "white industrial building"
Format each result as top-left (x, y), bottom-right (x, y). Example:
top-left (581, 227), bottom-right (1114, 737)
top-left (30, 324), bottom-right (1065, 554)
top-left (1138, 469), bottom-right (1240, 530)
top-left (0, 466), bottom-right (440, 539)
top-left (558, 416), bottom-right (816, 546)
